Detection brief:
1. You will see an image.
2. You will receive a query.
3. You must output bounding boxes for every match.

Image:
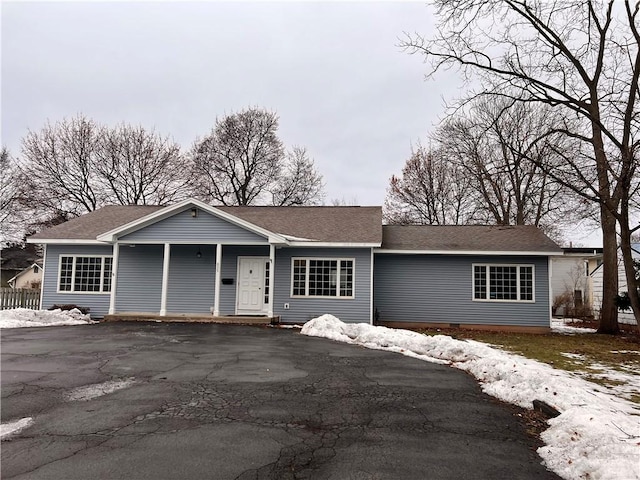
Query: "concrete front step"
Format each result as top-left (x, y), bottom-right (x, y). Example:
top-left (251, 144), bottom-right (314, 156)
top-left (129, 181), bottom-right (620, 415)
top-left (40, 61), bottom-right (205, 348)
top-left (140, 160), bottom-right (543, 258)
top-left (102, 313), bottom-right (280, 325)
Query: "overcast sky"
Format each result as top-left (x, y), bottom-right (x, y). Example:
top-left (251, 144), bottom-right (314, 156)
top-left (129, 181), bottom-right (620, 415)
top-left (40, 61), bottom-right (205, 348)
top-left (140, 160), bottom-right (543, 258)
top-left (1, 1), bottom-right (600, 245)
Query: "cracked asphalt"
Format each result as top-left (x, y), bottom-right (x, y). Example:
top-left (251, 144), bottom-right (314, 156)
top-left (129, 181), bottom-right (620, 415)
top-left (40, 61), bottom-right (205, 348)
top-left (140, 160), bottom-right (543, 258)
top-left (1, 322), bottom-right (560, 479)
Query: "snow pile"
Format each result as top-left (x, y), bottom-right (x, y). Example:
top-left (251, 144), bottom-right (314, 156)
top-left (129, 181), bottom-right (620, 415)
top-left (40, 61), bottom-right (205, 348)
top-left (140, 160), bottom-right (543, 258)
top-left (301, 315), bottom-right (640, 480)
top-left (65, 378), bottom-right (136, 402)
top-left (551, 318), bottom-right (597, 335)
top-left (0, 308), bottom-right (93, 328)
top-left (0, 417), bottom-right (33, 440)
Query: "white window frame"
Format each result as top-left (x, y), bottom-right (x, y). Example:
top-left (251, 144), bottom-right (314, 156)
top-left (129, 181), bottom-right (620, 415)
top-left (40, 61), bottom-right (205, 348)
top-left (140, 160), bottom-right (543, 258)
top-left (290, 257), bottom-right (355, 299)
top-left (472, 263), bottom-right (535, 303)
top-left (57, 255), bottom-right (113, 294)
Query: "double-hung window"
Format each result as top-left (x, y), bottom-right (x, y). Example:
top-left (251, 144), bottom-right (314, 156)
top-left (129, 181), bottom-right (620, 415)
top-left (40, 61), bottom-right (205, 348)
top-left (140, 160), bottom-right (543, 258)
top-left (58, 256), bottom-right (113, 293)
top-left (473, 264), bottom-right (534, 302)
top-left (292, 258), bottom-right (354, 298)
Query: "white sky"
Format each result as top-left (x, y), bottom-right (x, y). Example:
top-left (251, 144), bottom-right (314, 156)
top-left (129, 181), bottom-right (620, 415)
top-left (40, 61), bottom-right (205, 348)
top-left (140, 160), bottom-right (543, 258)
top-left (0, 1), bottom-right (602, 246)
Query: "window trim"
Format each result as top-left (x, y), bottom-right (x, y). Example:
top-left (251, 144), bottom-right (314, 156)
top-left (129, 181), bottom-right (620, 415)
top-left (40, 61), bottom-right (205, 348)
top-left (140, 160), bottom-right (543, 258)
top-left (57, 255), bottom-right (113, 294)
top-left (472, 263), bottom-right (535, 303)
top-left (290, 257), bottom-right (355, 299)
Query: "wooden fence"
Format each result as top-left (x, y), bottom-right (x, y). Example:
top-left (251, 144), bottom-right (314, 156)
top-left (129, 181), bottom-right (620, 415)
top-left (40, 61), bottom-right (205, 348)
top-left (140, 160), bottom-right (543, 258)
top-left (0, 288), bottom-right (40, 310)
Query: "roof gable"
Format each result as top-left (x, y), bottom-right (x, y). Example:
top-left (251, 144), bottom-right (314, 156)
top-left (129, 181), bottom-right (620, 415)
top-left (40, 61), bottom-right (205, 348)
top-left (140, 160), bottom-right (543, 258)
top-left (27, 199), bottom-right (383, 246)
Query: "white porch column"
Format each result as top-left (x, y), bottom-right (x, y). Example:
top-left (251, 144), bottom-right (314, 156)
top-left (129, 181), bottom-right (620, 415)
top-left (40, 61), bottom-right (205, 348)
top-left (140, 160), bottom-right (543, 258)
top-left (160, 243), bottom-right (171, 316)
top-left (109, 243), bottom-right (120, 315)
top-left (213, 243), bottom-right (222, 316)
top-left (268, 244), bottom-right (275, 317)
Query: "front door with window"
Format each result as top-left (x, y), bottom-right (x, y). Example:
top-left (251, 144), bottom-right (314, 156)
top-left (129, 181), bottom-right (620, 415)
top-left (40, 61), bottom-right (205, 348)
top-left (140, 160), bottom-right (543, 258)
top-left (236, 257), bottom-right (269, 314)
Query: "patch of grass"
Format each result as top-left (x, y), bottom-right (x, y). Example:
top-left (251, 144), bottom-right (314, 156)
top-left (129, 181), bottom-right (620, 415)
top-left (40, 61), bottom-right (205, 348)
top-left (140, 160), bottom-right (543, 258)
top-left (420, 327), bottom-right (640, 403)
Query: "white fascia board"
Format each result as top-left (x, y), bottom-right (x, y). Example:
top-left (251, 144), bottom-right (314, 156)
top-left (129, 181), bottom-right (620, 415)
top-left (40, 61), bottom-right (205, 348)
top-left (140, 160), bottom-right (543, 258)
top-left (375, 249), bottom-right (562, 256)
top-left (286, 242), bottom-right (382, 248)
top-left (26, 239), bottom-right (106, 245)
top-left (96, 198), bottom-right (289, 244)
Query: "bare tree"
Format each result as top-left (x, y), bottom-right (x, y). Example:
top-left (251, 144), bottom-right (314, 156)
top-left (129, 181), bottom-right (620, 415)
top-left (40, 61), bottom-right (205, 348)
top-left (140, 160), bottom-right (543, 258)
top-left (17, 115), bottom-right (190, 229)
top-left (19, 115), bottom-right (102, 218)
top-left (94, 124), bottom-right (187, 206)
top-left (434, 97), bottom-right (578, 239)
top-left (271, 146), bottom-right (325, 206)
top-left (0, 148), bottom-right (22, 246)
top-left (384, 145), bottom-right (477, 225)
top-left (191, 107), bottom-right (325, 206)
top-left (402, 0), bottom-right (640, 333)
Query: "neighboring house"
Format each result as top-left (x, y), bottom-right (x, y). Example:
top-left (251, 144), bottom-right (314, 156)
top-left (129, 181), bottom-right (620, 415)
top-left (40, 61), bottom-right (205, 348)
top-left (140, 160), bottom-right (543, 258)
top-left (27, 199), bottom-right (561, 331)
top-left (591, 244), bottom-right (640, 325)
top-left (0, 244), bottom-right (40, 287)
top-left (550, 247), bottom-right (603, 317)
top-left (8, 263), bottom-right (43, 289)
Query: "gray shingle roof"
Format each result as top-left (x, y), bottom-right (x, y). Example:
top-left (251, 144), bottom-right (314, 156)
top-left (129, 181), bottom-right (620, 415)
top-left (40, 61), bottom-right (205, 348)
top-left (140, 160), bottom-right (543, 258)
top-left (29, 204), bottom-right (383, 244)
top-left (29, 205), bottom-right (163, 240)
top-left (217, 206), bottom-right (382, 243)
top-left (381, 225), bottom-right (562, 252)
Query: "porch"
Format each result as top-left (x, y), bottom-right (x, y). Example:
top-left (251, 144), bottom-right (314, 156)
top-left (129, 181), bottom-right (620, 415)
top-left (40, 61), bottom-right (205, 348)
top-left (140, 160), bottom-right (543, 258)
top-left (102, 312), bottom-right (281, 325)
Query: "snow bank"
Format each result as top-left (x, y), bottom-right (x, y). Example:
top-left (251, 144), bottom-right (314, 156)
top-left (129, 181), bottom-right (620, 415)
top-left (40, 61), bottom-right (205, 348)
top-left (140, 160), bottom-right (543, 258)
top-left (0, 417), bottom-right (33, 440)
top-left (301, 315), bottom-right (640, 480)
top-left (0, 308), bottom-right (94, 328)
top-left (65, 378), bottom-right (136, 402)
top-left (551, 318), bottom-right (597, 334)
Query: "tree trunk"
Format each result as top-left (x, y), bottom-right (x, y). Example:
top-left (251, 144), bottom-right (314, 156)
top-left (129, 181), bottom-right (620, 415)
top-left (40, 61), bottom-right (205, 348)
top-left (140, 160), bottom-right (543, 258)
top-left (618, 199), bottom-right (640, 332)
top-left (598, 206), bottom-right (619, 334)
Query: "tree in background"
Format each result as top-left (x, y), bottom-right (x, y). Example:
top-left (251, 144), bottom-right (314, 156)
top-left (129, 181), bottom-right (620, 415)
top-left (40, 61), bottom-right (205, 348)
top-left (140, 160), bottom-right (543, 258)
top-left (384, 144), bottom-right (477, 225)
top-left (15, 114), bottom-right (189, 234)
top-left (94, 124), bottom-right (188, 206)
top-left (270, 146), bottom-right (324, 206)
top-left (385, 99), bottom-right (579, 244)
top-left (0, 148), bottom-right (22, 246)
top-left (190, 107), bottom-right (325, 206)
top-left (402, 0), bottom-right (640, 333)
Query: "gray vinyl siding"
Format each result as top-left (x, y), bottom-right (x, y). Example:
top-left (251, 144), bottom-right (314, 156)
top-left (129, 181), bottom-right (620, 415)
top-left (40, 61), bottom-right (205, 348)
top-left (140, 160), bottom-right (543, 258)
top-left (273, 247), bottom-right (372, 324)
top-left (41, 244), bottom-right (113, 318)
top-left (166, 245), bottom-right (216, 314)
top-left (120, 208), bottom-right (267, 243)
top-left (219, 245), bottom-right (270, 315)
top-left (374, 254), bottom-right (550, 327)
top-left (115, 244), bottom-right (163, 313)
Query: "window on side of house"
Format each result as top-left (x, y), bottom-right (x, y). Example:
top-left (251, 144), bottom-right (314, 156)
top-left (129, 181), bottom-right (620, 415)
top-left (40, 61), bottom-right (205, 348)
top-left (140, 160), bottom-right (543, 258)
top-left (291, 258), bottom-right (355, 298)
top-left (472, 264), bottom-right (534, 302)
top-left (58, 256), bottom-right (113, 293)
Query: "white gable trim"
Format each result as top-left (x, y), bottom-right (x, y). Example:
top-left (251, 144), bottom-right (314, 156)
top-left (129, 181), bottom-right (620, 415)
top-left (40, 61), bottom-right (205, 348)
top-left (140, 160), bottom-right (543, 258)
top-left (26, 239), bottom-right (106, 245)
top-left (96, 198), bottom-right (289, 244)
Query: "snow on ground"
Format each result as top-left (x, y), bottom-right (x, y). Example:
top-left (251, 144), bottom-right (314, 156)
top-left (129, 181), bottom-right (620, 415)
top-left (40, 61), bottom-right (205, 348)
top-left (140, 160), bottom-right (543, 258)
top-left (0, 417), bottom-right (33, 440)
top-left (551, 318), bottom-right (597, 334)
top-left (65, 378), bottom-right (136, 402)
top-left (0, 308), bottom-right (94, 328)
top-left (301, 314), bottom-right (640, 480)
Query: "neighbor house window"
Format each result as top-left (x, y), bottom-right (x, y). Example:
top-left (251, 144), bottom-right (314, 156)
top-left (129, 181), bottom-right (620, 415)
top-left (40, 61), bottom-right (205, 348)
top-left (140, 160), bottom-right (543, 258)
top-left (291, 258), bottom-right (354, 298)
top-left (58, 256), bottom-right (113, 293)
top-left (473, 264), bottom-right (534, 302)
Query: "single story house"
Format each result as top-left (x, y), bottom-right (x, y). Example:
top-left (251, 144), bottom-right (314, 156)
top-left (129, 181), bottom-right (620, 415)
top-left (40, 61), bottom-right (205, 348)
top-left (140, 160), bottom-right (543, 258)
top-left (28, 199), bottom-right (562, 332)
top-left (550, 247), bottom-right (603, 317)
top-left (8, 263), bottom-right (43, 289)
top-left (0, 244), bottom-right (40, 287)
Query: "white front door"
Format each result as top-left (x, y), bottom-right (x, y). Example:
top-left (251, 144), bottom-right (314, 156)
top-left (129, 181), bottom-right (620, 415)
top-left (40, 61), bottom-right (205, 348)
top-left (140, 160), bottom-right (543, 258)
top-left (236, 257), bottom-right (268, 314)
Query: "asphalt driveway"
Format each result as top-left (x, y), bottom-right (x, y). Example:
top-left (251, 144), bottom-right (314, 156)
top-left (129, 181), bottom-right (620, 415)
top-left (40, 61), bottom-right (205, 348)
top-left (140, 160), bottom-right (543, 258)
top-left (1, 322), bottom-right (560, 479)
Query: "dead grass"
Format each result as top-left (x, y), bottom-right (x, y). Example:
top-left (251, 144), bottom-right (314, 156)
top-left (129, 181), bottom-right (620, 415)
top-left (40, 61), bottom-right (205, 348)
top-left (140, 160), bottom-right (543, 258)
top-left (419, 324), bottom-right (640, 402)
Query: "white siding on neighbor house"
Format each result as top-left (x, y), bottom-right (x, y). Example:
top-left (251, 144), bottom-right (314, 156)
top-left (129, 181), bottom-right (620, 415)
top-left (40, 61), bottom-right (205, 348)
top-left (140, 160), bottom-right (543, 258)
top-left (550, 256), bottom-right (592, 313)
top-left (120, 208), bottom-right (267, 244)
top-left (41, 244), bottom-right (114, 318)
top-left (592, 251), bottom-right (639, 325)
top-left (11, 266), bottom-right (42, 289)
top-left (374, 254), bottom-right (551, 328)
